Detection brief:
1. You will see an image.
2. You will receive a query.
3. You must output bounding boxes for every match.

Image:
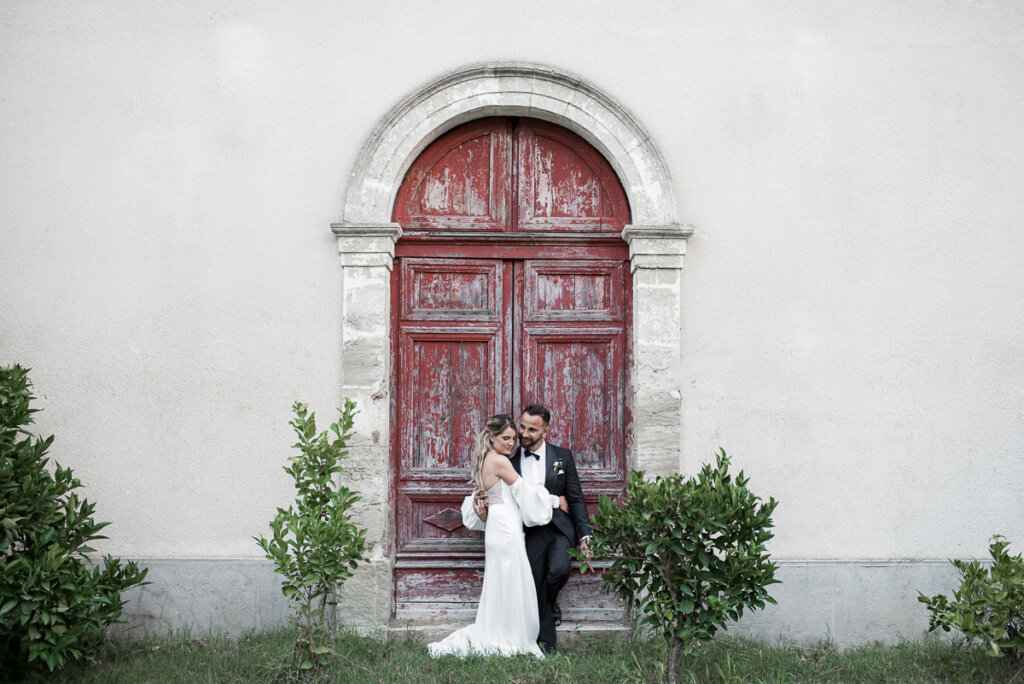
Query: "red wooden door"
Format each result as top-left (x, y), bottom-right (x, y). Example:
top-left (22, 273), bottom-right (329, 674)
top-left (392, 118), bottom-right (630, 621)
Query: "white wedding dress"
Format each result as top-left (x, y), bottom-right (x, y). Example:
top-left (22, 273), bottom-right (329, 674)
top-left (427, 476), bottom-right (553, 659)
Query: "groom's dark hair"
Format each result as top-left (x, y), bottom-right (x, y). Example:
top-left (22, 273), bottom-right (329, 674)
top-left (521, 403), bottom-right (551, 426)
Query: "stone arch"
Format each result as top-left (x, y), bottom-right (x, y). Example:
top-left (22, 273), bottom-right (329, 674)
top-left (339, 63), bottom-right (679, 227)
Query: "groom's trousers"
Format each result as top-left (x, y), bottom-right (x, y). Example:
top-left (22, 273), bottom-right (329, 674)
top-left (525, 523), bottom-right (573, 653)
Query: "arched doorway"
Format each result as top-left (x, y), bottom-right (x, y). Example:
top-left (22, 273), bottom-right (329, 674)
top-left (332, 64), bottom-right (691, 629)
top-left (391, 117), bottom-right (631, 621)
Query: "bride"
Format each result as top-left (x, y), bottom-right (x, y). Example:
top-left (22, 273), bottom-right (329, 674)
top-left (427, 413), bottom-right (564, 658)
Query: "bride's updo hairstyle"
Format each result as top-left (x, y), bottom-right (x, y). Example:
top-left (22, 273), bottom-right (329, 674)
top-left (469, 413), bottom-right (516, 491)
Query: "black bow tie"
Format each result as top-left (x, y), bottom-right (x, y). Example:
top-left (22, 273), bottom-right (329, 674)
top-left (524, 450), bottom-right (540, 460)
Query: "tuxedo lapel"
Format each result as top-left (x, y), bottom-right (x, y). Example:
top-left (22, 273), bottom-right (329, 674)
top-left (511, 448), bottom-right (523, 476)
top-left (543, 445), bottom-right (556, 492)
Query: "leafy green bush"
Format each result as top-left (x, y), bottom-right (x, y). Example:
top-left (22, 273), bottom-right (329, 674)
top-left (0, 364), bottom-right (148, 674)
top-left (919, 535), bottom-right (1024, 660)
top-left (578, 449), bottom-right (779, 684)
top-left (255, 399), bottom-right (368, 673)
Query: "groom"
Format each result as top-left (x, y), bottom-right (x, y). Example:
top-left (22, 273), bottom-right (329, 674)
top-left (511, 404), bottom-right (592, 653)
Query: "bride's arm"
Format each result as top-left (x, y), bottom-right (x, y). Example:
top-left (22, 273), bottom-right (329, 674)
top-left (503, 463), bottom-right (556, 527)
top-left (488, 454), bottom-right (554, 526)
top-left (510, 479), bottom-right (555, 527)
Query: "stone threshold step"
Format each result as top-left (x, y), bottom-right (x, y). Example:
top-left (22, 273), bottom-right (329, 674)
top-left (387, 620), bottom-right (630, 643)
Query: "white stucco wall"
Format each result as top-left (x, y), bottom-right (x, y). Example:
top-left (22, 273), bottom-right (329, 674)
top-left (2, 1), bottom-right (1023, 644)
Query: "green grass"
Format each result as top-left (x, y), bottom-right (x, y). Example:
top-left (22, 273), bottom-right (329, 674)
top-left (49, 628), bottom-right (1023, 683)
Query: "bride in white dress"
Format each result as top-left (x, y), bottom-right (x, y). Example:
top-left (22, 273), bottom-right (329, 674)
top-left (428, 414), bottom-right (562, 659)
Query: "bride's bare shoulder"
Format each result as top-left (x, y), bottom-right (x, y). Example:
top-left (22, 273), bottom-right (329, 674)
top-left (481, 451), bottom-right (507, 489)
top-left (482, 450), bottom-right (503, 473)
top-left (486, 452), bottom-right (517, 484)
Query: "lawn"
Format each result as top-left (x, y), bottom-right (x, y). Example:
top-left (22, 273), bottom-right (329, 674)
top-left (53, 627), bottom-right (1023, 683)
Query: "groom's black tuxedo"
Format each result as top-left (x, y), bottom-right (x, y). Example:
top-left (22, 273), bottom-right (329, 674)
top-left (511, 442), bottom-right (591, 652)
top-left (510, 443), bottom-right (591, 544)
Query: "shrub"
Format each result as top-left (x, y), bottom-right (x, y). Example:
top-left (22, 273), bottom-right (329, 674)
top-left (578, 448), bottom-right (779, 684)
top-left (919, 535), bottom-right (1024, 660)
top-left (0, 364), bottom-right (148, 674)
top-left (255, 399), bottom-right (368, 673)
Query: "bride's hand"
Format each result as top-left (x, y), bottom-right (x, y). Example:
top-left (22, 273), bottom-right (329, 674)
top-left (473, 492), bottom-right (489, 521)
top-left (558, 495), bottom-right (569, 514)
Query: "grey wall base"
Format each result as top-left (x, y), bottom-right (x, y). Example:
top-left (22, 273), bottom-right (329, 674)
top-left (116, 559), bottom-right (293, 637)
top-left (730, 560), bottom-right (957, 647)
top-left (117, 559), bottom-right (960, 647)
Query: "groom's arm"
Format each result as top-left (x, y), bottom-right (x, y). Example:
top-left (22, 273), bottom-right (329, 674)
top-left (562, 448), bottom-right (592, 540)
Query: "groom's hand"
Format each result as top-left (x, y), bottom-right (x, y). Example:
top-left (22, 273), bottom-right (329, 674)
top-left (579, 536), bottom-right (593, 560)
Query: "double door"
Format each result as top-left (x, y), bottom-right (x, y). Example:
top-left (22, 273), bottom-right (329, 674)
top-left (389, 116), bottom-right (632, 619)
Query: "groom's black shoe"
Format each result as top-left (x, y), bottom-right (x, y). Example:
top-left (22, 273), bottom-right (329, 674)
top-left (552, 603), bottom-right (561, 627)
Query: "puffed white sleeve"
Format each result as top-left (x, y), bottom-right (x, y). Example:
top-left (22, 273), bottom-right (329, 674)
top-left (509, 478), bottom-right (555, 528)
top-left (461, 494), bottom-right (486, 531)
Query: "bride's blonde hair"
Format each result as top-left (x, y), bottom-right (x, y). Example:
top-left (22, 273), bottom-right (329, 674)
top-left (469, 413), bottom-right (516, 491)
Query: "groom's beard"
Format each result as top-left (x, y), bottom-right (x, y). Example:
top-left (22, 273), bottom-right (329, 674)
top-left (518, 436), bottom-right (541, 452)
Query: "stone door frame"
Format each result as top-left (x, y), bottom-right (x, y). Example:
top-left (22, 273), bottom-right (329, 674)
top-left (331, 63), bottom-right (692, 627)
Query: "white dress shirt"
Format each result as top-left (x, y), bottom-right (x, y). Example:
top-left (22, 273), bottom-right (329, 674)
top-left (521, 442), bottom-right (559, 509)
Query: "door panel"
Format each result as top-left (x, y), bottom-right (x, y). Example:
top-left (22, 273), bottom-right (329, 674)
top-left (405, 335), bottom-right (492, 470)
top-left (401, 259), bottom-right (504, 321)
top-left (393, 118), bottom-right (512, 232)
top-left (515, 120), bottom-right (629, 233)
top-left (522, 259), bottom-right (625, 322)
top-left (523, 331), bottom-right (625, 474)
top-left (520, 259), bottom-right (628, 479)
